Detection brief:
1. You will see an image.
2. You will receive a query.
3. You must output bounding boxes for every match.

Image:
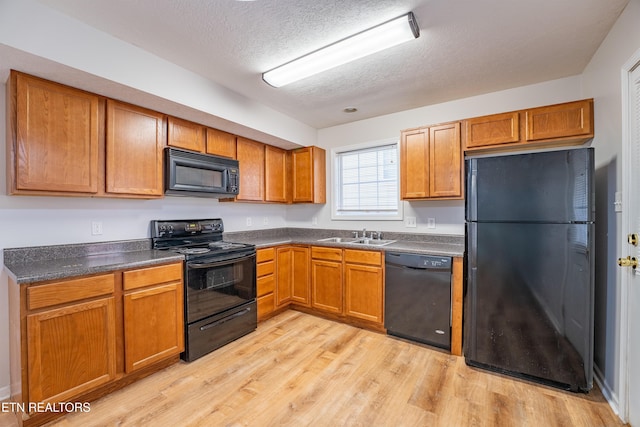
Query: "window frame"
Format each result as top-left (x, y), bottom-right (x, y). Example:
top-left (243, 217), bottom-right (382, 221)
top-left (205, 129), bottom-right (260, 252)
top-left (331, 138), bottom-right (403, 221)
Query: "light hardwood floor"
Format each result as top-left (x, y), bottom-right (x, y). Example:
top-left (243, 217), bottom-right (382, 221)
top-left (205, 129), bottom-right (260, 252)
top-left (1, 311), bottom-right (625, 426)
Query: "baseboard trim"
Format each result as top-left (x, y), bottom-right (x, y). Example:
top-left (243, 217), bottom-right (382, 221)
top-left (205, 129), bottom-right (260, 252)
top-left (0, 384), bottom-right (10, 401)
top-left (594, 364), bottom-right (624, 422)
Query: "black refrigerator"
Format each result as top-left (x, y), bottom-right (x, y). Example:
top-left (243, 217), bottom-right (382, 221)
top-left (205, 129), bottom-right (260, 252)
top-left (464, 147), bottom-right (594, 392)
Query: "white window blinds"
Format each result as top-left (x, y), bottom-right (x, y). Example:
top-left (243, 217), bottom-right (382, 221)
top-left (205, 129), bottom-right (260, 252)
top-left (335, 143), bottom-right (399, 217)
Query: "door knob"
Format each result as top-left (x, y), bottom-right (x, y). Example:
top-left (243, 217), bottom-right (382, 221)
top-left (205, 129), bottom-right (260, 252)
top-left (618, 256), bottom-right (638, 269)
top-left (628, 234), bottom-right (639, 246)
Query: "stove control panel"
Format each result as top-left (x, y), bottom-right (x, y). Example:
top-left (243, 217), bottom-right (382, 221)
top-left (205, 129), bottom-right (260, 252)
top-left (151, 219), bottom-right (224, 238)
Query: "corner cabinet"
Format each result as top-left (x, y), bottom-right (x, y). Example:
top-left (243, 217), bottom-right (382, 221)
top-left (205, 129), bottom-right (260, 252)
top-left (277, 246), bottom-right (310, 307)
top-left (9, 262), bottom-right (184, 426)
top-left (400, 122), bottom-right (463, 200)
top-left (105, 100), bottom-right (165, 197)
top-left (8, 71), bottom-right (101, 196)
top-left (292, 146), bottom-right (326, 203)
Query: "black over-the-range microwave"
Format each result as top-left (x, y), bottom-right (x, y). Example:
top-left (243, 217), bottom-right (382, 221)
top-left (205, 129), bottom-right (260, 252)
top-left (165, 147), bottom-right (240, 198)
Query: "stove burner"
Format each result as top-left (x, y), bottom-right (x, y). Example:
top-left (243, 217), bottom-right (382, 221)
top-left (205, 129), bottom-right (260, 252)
top-left (178, 248), bottom-right (211, 255)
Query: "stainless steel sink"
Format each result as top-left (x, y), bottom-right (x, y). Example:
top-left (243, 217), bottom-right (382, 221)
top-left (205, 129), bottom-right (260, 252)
top-left (350, 238), bottom-right (396, 246)
top-left (316, 237), bottom-right (358, 243)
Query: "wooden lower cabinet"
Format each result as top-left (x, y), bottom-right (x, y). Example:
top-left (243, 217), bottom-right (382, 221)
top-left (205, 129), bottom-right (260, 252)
top-left (277, 246), bottom-right (310, 307)
top-left (344, 249), bottom-right (383, 325)
top-left (311, 247), bottom-right (343, 315)
top-left (10, 262), bottom-right (184, 426)
top-left (123, 263), bottom-right (184, 373)
top-left (26, 296), bottom-right (117, 404)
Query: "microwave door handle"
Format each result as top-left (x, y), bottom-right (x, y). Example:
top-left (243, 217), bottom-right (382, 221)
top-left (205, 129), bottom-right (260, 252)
top-left (187, 253), bottom-right (255, 269)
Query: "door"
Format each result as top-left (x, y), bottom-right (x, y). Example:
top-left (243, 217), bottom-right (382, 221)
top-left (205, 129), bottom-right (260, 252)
top-left (621, 58), bottom-right (640, 426)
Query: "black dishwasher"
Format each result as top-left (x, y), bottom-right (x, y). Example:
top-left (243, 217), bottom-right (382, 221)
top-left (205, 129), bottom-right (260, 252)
top-left (384, 252), bottom-right (452, 350)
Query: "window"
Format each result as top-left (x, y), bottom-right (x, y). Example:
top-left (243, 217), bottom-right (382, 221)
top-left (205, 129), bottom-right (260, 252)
top-left (332, 140), bottom-right (401, 220)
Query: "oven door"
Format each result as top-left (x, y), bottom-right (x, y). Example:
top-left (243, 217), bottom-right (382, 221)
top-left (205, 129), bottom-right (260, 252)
top-left (185, 251), bottom-right (256, 324)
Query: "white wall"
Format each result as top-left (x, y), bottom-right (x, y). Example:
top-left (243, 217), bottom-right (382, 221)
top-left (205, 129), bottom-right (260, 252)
top-left (308, 76), bottom-right (584, 235)
top-left (580, 0), bottom-right (640, 414)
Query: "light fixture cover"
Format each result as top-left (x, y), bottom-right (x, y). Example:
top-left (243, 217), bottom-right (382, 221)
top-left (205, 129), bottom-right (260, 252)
top-left (263, 12), bottom-right (420, 88)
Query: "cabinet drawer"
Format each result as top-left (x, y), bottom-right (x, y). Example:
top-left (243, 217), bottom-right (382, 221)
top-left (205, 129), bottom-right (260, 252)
top-left (27, 273), bottom-right (115, 310)
top-left (344, 249), bottom-right (382, 266)
top-left (257, 274), bottom-right (275, 297)
top-left (257, 260), bottom-right (275, 277)
top-left (257, 247), bottom-right (276, 263)
top-left (123, 262), bottom-right (183, 291)
top-left (257, 293), bottom-right (275, 320)
top-left (311, 246), bottom-right (343, 261)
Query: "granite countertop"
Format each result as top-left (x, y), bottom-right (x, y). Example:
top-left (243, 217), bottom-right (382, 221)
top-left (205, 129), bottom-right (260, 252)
top-left (4, 239), bottom-right (184, 285)
top-left (3, 229), bottom-right (464, 285)
top-left (225, 228), bottom-right (465, 257)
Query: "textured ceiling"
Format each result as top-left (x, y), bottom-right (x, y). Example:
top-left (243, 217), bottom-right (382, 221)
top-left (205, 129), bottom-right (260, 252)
top-left (36, 0), bottom-right (629, 129)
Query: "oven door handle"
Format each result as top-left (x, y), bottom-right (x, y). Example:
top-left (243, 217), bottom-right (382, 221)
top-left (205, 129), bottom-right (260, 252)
top-left (199, 306), bottom-right (253, 331)
top-left (187, 253), bottom-right (256, 269)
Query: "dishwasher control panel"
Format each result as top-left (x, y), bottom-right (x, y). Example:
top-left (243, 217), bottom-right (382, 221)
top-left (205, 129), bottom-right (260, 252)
top-left (385, 252), bottom-right (451, 270)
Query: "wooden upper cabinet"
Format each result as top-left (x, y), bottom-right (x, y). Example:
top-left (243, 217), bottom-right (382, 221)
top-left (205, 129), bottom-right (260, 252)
top-left (105, 100), bottom-right (165, 197)
top-left (429, 122), bottom-right (462, 198)
top-left (464, 111), bottom-right (519, 149)
top-left (167, 116), bottom-right (205, 152)
top-left (526, 99), bottom-right (593, 141)
top-left (400, 128), bottom-right (429, 199)
top-left (401, 122), bottom-right (463, 200)
top-left (206, 128), bottom-right (236, 158)
top-left (9, 71), bottom-right (100, 195)
top-left (292, 146), bottom-right (326, 203)
top-left (464, 99), bottom-right (594, 153)
top-left (236, 137), bottom-right (265, 201)
top-left (265, 145), bottom-right (288, 203)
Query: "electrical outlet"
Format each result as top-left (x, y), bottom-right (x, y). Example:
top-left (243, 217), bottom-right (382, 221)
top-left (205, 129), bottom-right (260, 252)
top-left (91, 221), bottom-right (103, 235)
top-left (427, 218), bottom-right (436, 229)
top-left (246, 217), bottom-right (252, 227)
top-left (263, 217), bottom-right (269, 225)
top-left (405, 217), bottom-right (417, 228)
top-left (312, 216), bottom-right (318, 225)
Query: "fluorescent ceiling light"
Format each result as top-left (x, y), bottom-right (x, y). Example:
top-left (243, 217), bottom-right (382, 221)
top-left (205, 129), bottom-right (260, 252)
top-left (262, 12), bottom-right (420, 88)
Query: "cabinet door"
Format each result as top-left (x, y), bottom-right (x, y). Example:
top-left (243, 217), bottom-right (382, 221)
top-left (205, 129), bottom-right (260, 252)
top-left (464, 112), bottom-right (520, 149)
top-left (344, 263), bottom-right (383, 324)
top-left (429, 122), bottom-right (462, 198)
top-left (292, 146), bottom-right (326, 203)
top-left (206, 128), bottom-right (236, 158)
top-left (106, 100), bottom-right (164, 197)
top-left (236, 137), bottom-right (265, 201)
top-left (526, 99), bottom-right (593, 141)
top-left (311, 259), bottom-right (343, 314)
top-left (265, 145), bottom-right (288, 203)
top-left (291, 246), bottom-right (310, 306)
top-left (124, 281), bottom-right (184, 373)
top-left (12, 71), bottom-right (100, 194)
top-left (400, 128), bottom-right (429, 199)
top-left (168, 116), bottom-right (205, 152)
top-left (27, 297), bottom-right (117, 404)
top-left (276, 247), bottom-right (293, 306)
